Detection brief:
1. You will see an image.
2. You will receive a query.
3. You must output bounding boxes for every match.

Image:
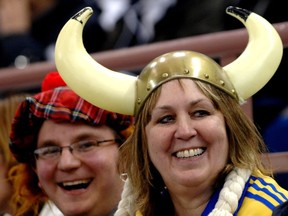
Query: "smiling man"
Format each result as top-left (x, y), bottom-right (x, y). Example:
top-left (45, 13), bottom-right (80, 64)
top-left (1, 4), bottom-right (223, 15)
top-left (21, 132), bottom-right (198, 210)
top-left (8, 73), bottom-right (133, 216)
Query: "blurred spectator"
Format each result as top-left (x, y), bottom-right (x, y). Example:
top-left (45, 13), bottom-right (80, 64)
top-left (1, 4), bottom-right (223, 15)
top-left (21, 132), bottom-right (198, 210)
top-left (101, 0), bottom-right (227, 48)
top-left (99, 0), bottom-right (177, 48)
top-left (0, 0), bottom-right (106, 68)
top-left (153, 0), bottom-right (227, 41)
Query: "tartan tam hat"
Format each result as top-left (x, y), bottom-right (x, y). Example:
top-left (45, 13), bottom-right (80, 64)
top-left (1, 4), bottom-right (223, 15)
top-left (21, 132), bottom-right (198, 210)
top-left (9, 86), bottom-right (133, 163)
top-left (41, 71), bottom-right (67, 91)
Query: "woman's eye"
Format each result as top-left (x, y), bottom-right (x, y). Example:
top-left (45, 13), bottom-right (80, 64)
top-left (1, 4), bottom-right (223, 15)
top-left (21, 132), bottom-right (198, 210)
top-left (193, 110), bottom-right (210, 117)
top-left (158, 115), bottom-right (174, 124)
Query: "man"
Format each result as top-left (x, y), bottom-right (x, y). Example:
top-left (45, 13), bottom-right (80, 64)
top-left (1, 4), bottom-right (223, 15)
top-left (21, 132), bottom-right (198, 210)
top-left (9, 72), bottom-right (133, 216)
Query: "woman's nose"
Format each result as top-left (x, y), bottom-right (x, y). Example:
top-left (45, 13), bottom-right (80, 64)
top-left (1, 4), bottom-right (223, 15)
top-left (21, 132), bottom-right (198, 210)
top-left (57, 148), bottom-right (81, 171)
top-left (175, 116), bottom-right (197, 139)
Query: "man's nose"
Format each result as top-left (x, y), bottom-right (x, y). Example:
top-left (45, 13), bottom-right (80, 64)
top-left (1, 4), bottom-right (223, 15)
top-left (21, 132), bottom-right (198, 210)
top-left (57, 147), bottom-right (81, 170)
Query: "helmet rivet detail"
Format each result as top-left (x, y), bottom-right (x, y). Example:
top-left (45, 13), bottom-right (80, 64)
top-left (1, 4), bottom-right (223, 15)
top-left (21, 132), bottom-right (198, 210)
top-left (162, 73), bottom-right (169, 78)
top-left (137, 98), bottom-right (141, 105)
top-left (184, 69), bottom-right (189, 74)
top-left (220, 80), bottom-right (225, 86)
top-left (204, 73), bottom-right (209, 79)
top-left (146, 83), bottom-right (151, 91)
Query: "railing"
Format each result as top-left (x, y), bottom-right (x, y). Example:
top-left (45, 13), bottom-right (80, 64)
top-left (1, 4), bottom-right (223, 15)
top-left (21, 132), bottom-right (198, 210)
top-left (262, 152), bottom-right (288, 174)
top-left (0, 21), bottom-right (288, 173)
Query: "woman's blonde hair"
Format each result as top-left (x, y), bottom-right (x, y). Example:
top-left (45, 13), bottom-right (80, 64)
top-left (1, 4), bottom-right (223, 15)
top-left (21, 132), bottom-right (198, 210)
top-left (118, 79), bottom-right (270, 215)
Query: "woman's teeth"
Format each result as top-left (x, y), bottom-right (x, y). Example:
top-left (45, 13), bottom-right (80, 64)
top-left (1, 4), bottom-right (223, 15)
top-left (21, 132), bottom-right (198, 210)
top-left (176, 148), bottom-right (204, 158)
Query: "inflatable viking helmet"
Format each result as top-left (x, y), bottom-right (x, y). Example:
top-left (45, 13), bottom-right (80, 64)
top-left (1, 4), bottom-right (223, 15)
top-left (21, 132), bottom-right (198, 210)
top-left (55, 6), bottom-right (283, 117)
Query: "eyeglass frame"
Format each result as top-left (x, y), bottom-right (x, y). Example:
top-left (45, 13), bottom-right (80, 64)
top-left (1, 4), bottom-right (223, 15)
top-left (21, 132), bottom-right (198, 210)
top-left (34, 138), bottom-right (123, 161)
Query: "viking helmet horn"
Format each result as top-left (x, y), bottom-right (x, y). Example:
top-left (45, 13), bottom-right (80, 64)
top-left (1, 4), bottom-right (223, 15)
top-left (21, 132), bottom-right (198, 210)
top-left (55, 7), bottom-right (137, 115)
top-left (224, 6), bottom-right (282, 101)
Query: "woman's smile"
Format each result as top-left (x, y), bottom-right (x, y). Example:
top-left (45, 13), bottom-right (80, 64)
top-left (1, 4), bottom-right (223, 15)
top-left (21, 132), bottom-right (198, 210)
top-left (175, 147), bottom-right (206, 158)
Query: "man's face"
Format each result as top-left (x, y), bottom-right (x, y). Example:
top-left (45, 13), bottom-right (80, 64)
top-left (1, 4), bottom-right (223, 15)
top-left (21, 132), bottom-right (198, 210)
top-left (36, 120), bottom-right (124, 216)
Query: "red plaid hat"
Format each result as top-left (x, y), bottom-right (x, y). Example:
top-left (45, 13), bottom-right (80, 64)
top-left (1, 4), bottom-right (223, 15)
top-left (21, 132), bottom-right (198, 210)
top-left (41, 71), bottom-right (66, 91)
top-left (9, 86), bottom-right (133, 163)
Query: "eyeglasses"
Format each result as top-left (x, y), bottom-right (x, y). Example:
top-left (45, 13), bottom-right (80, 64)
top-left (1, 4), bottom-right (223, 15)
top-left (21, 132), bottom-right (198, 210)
top-left (34, 139), bottom-right (122, 161)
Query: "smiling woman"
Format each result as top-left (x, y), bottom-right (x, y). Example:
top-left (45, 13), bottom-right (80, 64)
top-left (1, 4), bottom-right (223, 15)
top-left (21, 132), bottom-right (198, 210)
top-left (54, 6), bottom-right (288, 216)
top-left (8, 72), bottom-right (134, 216)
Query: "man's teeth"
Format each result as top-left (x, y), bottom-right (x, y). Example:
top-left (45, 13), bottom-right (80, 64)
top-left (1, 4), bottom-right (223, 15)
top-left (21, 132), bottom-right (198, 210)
top-left (60, 179), bottom-right (92, 190)
top-left (63, 180), bottom-right (90, 187)
top-left (176, 148), bottom-right (204, 158)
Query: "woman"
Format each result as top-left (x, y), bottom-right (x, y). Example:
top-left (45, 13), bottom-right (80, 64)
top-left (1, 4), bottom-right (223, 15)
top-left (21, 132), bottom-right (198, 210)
top-left (54, 6), bottom-right (288, 216)
top-left (8, 73), bottom-right (134, 216)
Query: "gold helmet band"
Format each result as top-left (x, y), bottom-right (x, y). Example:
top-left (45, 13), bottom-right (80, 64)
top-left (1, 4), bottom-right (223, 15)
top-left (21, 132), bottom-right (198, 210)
top-left (136, 51), bottom-right (238, 114)
top-left (55, 6), bottom-right (283, 117)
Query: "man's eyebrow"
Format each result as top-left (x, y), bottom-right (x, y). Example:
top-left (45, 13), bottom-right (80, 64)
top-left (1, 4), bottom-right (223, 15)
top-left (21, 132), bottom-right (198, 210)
top-left (38, 140), bottom-right (58, 147)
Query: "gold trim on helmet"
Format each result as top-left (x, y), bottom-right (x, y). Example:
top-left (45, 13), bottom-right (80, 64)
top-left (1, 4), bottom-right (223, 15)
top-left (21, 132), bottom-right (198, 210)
top-left (135, 51), bottom-right (238, 115)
